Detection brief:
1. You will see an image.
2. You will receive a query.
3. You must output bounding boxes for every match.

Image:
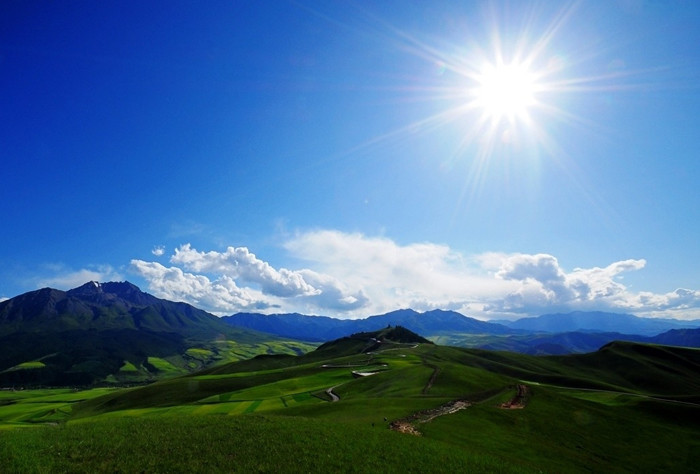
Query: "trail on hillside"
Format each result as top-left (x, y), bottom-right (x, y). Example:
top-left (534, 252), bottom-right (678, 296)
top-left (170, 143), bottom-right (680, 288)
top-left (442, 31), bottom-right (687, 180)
top-left (499, 384), bottom-right (529, 409)
top-left (325, 386), bottom-right (340, 402)
top-left (422, 363), bottom-right (440, 395)
top-left (389, 399), bottom-right (471, 436)
top-left (391, 384), bottom-right (531, 436)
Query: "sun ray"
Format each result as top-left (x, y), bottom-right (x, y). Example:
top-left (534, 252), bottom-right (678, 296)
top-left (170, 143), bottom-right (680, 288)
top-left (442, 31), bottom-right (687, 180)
top-left (299, 1), bottom-right (642, 216)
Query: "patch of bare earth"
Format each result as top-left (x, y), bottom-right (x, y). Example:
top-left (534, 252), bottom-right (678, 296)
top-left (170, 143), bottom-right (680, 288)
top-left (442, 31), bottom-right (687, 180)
top-left (499, 384), bottom-right (529, 409)
top-left (389, 421), bottom-right (422, 436)
top-left (389, 399), bottom-right (471, 436)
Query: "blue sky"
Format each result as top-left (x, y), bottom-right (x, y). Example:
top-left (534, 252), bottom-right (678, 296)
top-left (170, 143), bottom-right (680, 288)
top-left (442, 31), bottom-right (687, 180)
top-left (2, 1), bottom-right (699, 320)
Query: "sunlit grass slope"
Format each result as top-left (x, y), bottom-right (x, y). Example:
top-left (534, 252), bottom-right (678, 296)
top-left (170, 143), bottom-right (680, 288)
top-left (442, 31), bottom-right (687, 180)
top-left (1, 329), bottom-right (699, 472)
top-left (0, 414), bottom-right (522, 473)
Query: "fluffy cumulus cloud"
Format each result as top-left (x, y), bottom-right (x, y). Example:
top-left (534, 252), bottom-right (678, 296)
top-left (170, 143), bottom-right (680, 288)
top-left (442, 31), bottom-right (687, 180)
top-left (284, 230), bottom-right (509, 315)
top-left (284, 230), bottom-right (700, 319)
top-left (130, 242), bottom-right (369, 315)
top-left (489, 254), bottom-right (649, 314)
top-left (129, 230), bottom-right (700, 319)
top-left (171, 244), bottom-right (319, 298)
top-left (129, 260), bottom-right (272, 313)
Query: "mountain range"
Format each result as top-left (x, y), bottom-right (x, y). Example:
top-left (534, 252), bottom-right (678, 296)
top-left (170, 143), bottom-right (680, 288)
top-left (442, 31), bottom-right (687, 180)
top-left (223, 309), bottom-right (700, 354)
top-left (0, 281), bottom-right (310, 386)
top-left (502, 310), bottom-right (700, 336)
top-left (2, 281), bottom-right (236, 338)
top-left (3, 281), bottom-right (700, 386)
top-left (222, 308), bottom-right (516, 342)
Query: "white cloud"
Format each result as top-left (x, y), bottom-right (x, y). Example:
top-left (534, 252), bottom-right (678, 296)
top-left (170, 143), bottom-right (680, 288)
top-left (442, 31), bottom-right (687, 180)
top-left (297, 269), bottom-right (369, 311)
top-left (630, 288), bottom-right (700, 314)
top-left (488, 254), bottom-right (649, 312)
top-left (36, 265), bottom-right (123, 290)
top-left (284, 230), bottom-right (515, 316)
top-left (284, 230), bottom-right (700, 320)
top-left (130, 243), bottom-right (370, 315)
top-left (171, 244), bottom-right (319, 297)
top-left (152, 246), bottom-right (165, 257)
top-left (128, 230), bottom-right (700, 320)
top-left (0, 297), bottom-right (8, 303)
top-left (130, 260), bottom-right (273, 314)
top-left (496, 253), bottom-right (575, 305)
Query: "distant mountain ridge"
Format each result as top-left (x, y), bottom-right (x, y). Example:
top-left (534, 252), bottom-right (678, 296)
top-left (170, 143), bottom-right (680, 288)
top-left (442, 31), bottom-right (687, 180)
top-left (222, 308), bottom-right (517, 342)
top-left (502, 311), bottom-right (700, 336)
top-left (223, 309), bottom-right (700, 354)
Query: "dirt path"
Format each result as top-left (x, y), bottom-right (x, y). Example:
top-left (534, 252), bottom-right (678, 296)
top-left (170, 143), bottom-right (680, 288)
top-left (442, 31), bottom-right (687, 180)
top-left (499, 384), bottom-right (529, 409)
top-left (325, 386), bottom-right (340, 402)
top-left (421, 362), bottom-right (440, 395)
top-left (389, 399), bottom-right (471, 436)
top-left (390, 384), bottom-right (531, 436)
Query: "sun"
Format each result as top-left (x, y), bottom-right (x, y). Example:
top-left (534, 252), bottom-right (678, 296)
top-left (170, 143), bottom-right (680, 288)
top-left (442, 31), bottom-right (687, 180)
top-left (472, 61), bottom-right (538, 122)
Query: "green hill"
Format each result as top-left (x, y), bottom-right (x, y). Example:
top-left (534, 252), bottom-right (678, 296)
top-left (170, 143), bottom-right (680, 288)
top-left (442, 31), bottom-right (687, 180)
top-left (1, 336), bottom-right (698, 472)
top-left (315, 325), bottom-right (433, 355)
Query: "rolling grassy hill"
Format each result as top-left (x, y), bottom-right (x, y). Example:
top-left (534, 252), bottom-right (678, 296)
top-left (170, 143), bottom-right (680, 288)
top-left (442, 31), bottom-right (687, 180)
top-left (1, 327), bottom-right (696, 472)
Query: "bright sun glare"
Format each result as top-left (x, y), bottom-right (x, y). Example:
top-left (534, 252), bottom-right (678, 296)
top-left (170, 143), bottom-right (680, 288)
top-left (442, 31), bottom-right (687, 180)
top-left (345, 2), bottom-right (626, 169)
top-left (472, 62), bottom-right (537, 122)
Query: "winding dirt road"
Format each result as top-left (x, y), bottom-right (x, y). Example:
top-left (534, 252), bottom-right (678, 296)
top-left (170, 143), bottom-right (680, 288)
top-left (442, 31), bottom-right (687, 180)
top-left (325, 386), bottom-right (340, 402)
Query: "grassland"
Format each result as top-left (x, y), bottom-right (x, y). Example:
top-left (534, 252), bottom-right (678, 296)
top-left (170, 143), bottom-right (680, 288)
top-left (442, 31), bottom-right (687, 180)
top-left (0, 337), bottom-right (698, 472)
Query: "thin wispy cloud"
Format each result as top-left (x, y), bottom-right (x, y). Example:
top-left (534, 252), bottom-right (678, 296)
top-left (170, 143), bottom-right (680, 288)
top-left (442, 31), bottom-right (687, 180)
top-left (36, 265), bottom-right (123, 291)
top-left (130, 229), bottom-right (700, 320)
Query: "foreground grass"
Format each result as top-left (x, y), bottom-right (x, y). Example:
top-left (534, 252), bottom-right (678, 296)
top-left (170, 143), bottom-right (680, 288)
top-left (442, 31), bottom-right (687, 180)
top-left (422, 385), bottom-right (700, 473)
top-left (2, 341), bottom-right (699, 472)
top-left (0, 414), bottom-right (522, 473)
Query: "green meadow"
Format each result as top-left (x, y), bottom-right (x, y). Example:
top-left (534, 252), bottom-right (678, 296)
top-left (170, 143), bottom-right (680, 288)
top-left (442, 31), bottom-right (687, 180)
top-left (1, 336), bottom-right (698, 472)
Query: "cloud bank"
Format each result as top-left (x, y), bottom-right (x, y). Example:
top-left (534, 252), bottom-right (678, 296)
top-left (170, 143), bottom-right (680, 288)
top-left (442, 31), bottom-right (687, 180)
top-left (130, 230), bottom-right (700, 319)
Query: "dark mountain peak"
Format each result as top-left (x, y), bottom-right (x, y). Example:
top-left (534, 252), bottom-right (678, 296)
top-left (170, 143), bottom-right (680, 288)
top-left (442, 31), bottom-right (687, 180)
top-left (100, 281), bottom-right (157, 305)
top-left (67, 281), bottom-right (158, 306)
top-left (68, 281), bottom-right (103, 296)
top-left (1, 286), bottom-right (65, 308)
top-left (32, 286), bottom-right (66, 299)
top-left (370, 308), bottom-right (420, 320)
top-left (101, 281), bottom-right (141, 294)
top-left (421, 309), bottom-right (474, 320)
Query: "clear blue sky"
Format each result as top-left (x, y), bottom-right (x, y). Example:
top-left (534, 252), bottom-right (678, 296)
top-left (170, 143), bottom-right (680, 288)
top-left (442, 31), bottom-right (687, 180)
top-left (2, 1), bottom-right (699, 320)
